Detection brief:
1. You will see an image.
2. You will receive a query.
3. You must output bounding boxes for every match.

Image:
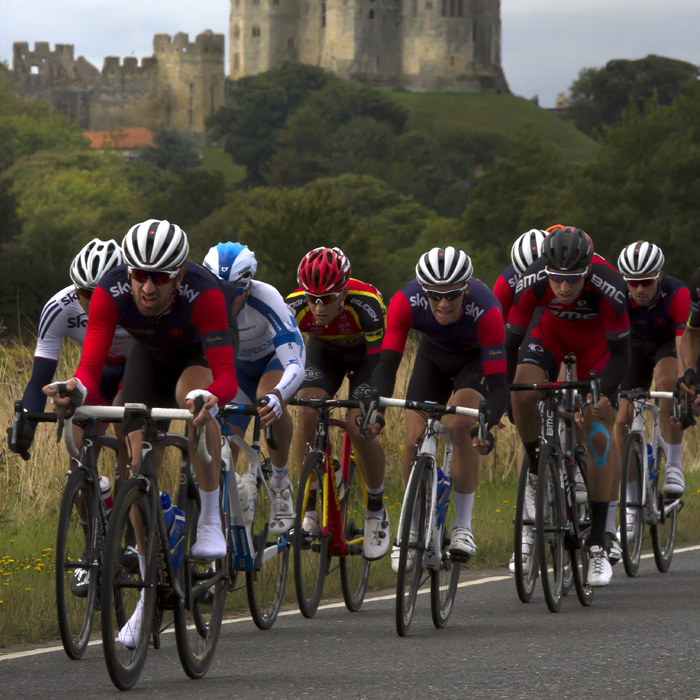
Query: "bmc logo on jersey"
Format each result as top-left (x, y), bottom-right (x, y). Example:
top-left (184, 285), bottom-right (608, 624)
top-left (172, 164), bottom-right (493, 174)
top-left (590, 273), bottom-right (625, 304)
top-left (110, 281), bottom-right (131, 297)
top-left (515, 269), bottom-right (547, 294)
top-left (464, 302), bottom-right (485, 322)
top-left (179, 284), bottom-right (201, 303)
top-left (67, 315), bottom-right (87, 329)
top-left (408, 294), bottom-right (429, 310)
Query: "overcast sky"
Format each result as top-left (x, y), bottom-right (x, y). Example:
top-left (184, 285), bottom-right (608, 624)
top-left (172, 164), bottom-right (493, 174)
top-left (1, 0), bottom-right (698, 107)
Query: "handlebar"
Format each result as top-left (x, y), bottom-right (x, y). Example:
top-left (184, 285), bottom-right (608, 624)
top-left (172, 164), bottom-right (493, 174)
top-left (621, 388), bottom-right (694, 429)
top-left (509, 372), bottom-right (601, 410)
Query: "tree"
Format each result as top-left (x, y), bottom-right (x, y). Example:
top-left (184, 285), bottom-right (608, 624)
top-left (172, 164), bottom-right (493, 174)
top-left (139, 128), bottom-right (202, 172)
top-left (568, 55), bottom-right (699, 136)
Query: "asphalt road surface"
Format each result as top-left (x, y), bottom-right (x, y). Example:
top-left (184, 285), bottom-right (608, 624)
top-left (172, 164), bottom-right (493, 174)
top-left (3, 547), bottom-right (700, 700)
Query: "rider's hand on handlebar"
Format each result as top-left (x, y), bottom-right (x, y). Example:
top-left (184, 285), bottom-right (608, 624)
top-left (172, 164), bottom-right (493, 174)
top-left (579, 393), bottom-right (613, 423)
top-left (363, 412), bottom-right (386, 439)
top-left (185, 391), bottom-right (219, 426)
top-left (470, 426), bottom-right (495, 455)
top-left (676, 369), bottom-right (697, 399)
top-left (257, 393), bottom-right (283, 427)
top-left (42, 378), bottom-right (87, 414)
top-left (6, 422), bottom-right (34, 461)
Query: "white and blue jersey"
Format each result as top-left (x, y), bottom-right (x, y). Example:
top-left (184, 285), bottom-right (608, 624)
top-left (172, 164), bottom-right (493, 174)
top-left (223, 280), bottom-right (305, 430)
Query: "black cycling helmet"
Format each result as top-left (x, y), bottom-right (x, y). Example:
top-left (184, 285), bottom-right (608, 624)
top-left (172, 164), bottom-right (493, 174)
top-left (541, 227), bottom-right (593, 271)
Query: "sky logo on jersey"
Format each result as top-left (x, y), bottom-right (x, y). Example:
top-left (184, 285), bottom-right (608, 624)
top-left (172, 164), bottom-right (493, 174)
top-left (60, 291), bottom-right (78, 305)
top-left (110, 280), bottom-right (131, 297)
top-left (179, 284), bottom-right (201, 303)
top-left (67, 316), bottom-right (87, 329)
top-left (464, 301), bottom-right (485, 321)
top-left (408, 294), bottom-right (429, 310)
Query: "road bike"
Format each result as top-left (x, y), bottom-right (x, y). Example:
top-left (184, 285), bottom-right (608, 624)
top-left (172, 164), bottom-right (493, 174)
top-left (509, 372), bottom-right (599, 613)
top-left (618, 388), bottom-right (687, 576)
top-left (59, 400), bottom-right (224, 690)
top-left (289, 396), bottom-right (370, 618)
top-left (362, 393), bottom-right (487, 636)
top-left (217, 402), bottom-right (290, 629)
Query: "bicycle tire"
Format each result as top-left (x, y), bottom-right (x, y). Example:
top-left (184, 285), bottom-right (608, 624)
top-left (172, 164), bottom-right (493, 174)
top-left (174, 492), bottom-right (226, 678)
top-left (396, 456), bottom-right (428, 636)
top-left (101, 478), bottom-right (157, 691)
top-left (651, 446), bottom-right (676, 572)
top-left (620, 433), bottom-right (645, 577)
top-left (430, 489), bottom-right (460, 629)
top-left (568, 449), bottom-right (593, 607)
top-left (55, 468), bottom-right (99, 659)
top-left (513, 459), bottom-right (538, 603)
top-left (246, 470), bottom-right (290, 629)
top-left (292, 451), bottom-right (329, 618)
top-left (339, 458), bottom-right (371, 612)
top-left (535, 445), bottom-right (565, 613)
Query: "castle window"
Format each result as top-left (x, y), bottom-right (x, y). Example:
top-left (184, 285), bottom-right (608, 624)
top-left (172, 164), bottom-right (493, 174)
top-left (441, 0), bottom-right (446, 16)
top-left (376, 57), bottom-right (380, 66)
top-left (457, 0), bottom-right (463, 16)
top-left (252, 26), bottom-right (261, 37)
top-left (233, 25), bottom-right (241, 39)
top-left (321, 2), bottom-right (326, 26)
top-left (426, 2), bottom-right (433, 11)
top-left (450, 0), bottom-right (455, 16)
top-left (235, 0), bottom-right (240, 6)
top-left (233, 53), bottom-right (240, 70)
top-left (473, 21), bottom-right (477, 41)
top-left (288, 37), bottom-right (294, 48)
top-left (273, 0), bottom-right (280, 5)
top-left (451, 56), bottom-right (454, 66)
top-left (253, 0), bottom-right (260, 4)
top-left (30, 65), bottom-right (39, 75)
top-left (412, 0), bottom-right (417, 16)
top-left (369, 9), bottom-right (374, 18)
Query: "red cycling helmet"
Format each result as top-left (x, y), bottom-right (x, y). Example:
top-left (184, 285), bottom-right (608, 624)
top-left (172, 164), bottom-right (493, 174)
top-left (297, 247), bottom-right (351, 294)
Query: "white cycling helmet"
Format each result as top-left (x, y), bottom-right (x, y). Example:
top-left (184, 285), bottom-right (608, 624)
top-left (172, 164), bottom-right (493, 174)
top-left (203, 242), bottom-right (257, 284)
top-left (70, 238), bottom-right (124, 290)
top-left (511, 229), bottom-right (547, 276)
top-left (416, 246), bottom-right (473, 286)
top-left (618, 241), bottom-right (664, 277)
top-left (122, 219), bottom-right (189, 271)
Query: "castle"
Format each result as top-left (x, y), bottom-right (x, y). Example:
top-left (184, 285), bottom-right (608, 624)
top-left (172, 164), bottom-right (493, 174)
top-left (10, 0), bottom-right (507, 135)
top-left (230, 0), bottom-right (508, 92)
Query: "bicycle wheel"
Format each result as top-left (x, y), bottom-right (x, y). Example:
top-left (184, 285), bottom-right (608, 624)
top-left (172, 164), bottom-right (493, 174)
top-left (430, 489), bottom-right (461, 629)
top-left (651, 446), bottom-right (676, 572)
top-left (570, 544), bottom-right (593, 607)
top-left (535, 445), bottom-right (565, 613)
top-left (620, 433), bottom-right (645, 577)
top-left (246, 471), bottom-right (291, 629)
top-left (101, 478), bottom-right (157, 691)
top-left (339, 458), bottom-right (371, 612)
top-left (55, 468), bottom-right (99, 659)
top-left (174, 493), bottom-right (226, 679)
top-left (292, 451), bottom-right (329, 618)
top-left (513, 459), bottom-right (538, 603)
top-left (396, 456), bottom-right (428, 636)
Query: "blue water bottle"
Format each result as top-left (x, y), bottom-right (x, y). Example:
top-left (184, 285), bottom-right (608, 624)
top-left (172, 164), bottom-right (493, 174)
top-left (646, 443), bottom-right (657, 481)
top-left (160, 492), bottom-right (186, 567)
top-left (436, 468), bottom-right (451, 526)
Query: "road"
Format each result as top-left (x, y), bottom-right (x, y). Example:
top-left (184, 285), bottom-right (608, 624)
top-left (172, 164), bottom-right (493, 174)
top-left (2, 547), bottom-right (700, 699)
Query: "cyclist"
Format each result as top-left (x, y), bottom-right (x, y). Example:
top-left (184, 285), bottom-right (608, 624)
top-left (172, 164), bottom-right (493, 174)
top-left (44, 219), bottom-right (237, 648)
top-left (508, 227), bottom-right (630, 587)
top-left (8, 238), bottom-right (131, 460)
top-left (286, 247), bottom-right (389, 560)
top-left (203, 241), bottom-right (305, 535)
top-left (615, 242), bottom-right (689, 506)
top-left (367, 246), bottom-right (508, 566)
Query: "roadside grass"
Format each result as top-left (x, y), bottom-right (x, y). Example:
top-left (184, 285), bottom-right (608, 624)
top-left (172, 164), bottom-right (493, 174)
top-left (392, 91), bottom-right (598, 164)
top-left (3, 338), bottom-right (700, 646)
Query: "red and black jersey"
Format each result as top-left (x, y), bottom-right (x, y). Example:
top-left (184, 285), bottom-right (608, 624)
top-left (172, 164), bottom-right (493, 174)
top-left (628, 275), bottom-right (689, 344)
top-left (75, 262), bottom-right (237, 406)
top-left (286, 279), bottom-right (386, 355)
top-left (493, 263), bottom-right (518, 323)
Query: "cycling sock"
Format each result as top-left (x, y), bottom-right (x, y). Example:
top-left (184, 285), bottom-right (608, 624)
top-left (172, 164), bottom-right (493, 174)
top-left (524, 440), bottom-right (540, 473)
top-left (587, 500), bottom-right (608, 548)
top-left (270, 464), bottom-right (289, 489)
top-left (366, 486), bottom-right (384, 514)
top-left (606, 502), bottom-right (618, 533)
top-left (138, 553), bottom-right (146, 579)
top-left (627, 481), bottom-right (638, 502)
top-left (667, 442), bottom-right (682, 467)
top-left (453, 492), bottom-right (475, 529)
top-left (198, 487), bottom-right (221, 525)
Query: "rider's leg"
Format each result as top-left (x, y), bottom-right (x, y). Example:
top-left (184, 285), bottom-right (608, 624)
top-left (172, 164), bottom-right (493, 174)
top-left (291, 387), bottom-right (327, 478)
top-left (511, 363), bottom-right (548, 468)
top-left (655, 354), bottom-right (685, 494)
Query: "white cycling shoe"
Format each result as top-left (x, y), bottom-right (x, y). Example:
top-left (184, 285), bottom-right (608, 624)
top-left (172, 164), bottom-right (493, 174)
top-left (269, 482), bottom-right (295, 535)
top-left (391, 529), bottom-right (418, 573)
top-left (509, 532), bottom-right (534, 575)
top-left (587, 545), bottom-right (612, 587)
top-left (363, 509), bottom-right (390, 560)
top-left (449, 525), bottom-right (477, 560)
top-left (301, 510), bottom-right (320, 540)
top-left (663, 465), bottom-right (685, 496)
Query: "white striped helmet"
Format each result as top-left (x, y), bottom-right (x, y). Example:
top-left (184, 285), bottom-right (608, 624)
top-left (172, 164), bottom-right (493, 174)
top-left (70, 238), bottom-right (124, 290)
top-left (511, 229), bottom-right (547, 276)
top-left (122, 219), bottom-right (189, 271)
top-left (617, 241), bottom-right (664, 277)
top-left (416, 247), bottom-right (473, 286)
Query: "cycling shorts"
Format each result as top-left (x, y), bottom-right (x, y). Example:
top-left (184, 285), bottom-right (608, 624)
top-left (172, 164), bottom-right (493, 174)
top-left (517, 310), bottom-right (610, 382)
top-left (224, 353), bottom-right (283, 432)
top-left (406, 336), bottom-right (487, 404)
top-left (620, 338), bottom-right (676, 391)
top-left (299, 336), bottom-right (373, 402)
top-left (121, 342), bottom-right (208, 432)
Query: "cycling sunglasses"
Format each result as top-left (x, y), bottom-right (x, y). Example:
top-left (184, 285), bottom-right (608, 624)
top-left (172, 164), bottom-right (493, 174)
top-left (128, 267), bottom-right (179, 285)
top-left (75, 287), bottom-right (93, 300)
top-left (422, 285), bottom-right (468, 302)
top-left (305, 292), bottom-right (341, 306)
top-left (233, 283), bottom-right (249, 297)
top-left (624, 275), bottom-right (659, 288)
top-left (545, 267), bottom-right (589, 284)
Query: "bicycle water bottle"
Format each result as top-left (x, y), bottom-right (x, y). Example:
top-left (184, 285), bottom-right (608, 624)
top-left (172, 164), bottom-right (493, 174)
top-left (240, 471), bottom-right (258, 530)
top-left (99, 476), bottom-right (113, 516)
top-left (647, 443), bottom-right (657, 481)
top-left (436, 468), bottom-right (451, 526)
top-left (160, 492), bottom-right (185, 567)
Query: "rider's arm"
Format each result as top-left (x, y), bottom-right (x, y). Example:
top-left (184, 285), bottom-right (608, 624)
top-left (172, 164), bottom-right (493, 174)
top-left (492, 273), bottom-right (512, 323)
top-left (600, 303), bottom-right (631, 402)
top-left (192, 288), bottom-right (238, 405)
top-left (369, 291), bottom-right (412, 400)
top-left (477, 306), bottom-right (508, 428)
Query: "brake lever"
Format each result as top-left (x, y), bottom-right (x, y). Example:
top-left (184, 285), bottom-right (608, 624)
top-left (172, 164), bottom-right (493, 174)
top-left (193, 395), bottom-right (205, 450)
top-left (257, 396), bottom-right (278, 450)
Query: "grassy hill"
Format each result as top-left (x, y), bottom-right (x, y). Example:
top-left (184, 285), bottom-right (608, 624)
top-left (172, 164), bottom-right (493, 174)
top-left (392, 91), bottom-right (597, 163)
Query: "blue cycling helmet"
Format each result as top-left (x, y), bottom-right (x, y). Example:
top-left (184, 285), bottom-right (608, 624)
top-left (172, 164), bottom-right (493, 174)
top-left (203, 242), bottom-right (257, 284)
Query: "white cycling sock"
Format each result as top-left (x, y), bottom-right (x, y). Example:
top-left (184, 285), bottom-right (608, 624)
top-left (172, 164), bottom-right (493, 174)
top-left (138, 554), bottom-right (146, 579)
top-left (270, 464), bottom-right (289, 489)
top-left (453, 492), bottom-right (475, 529)
top-left (666, 443), bottom-right (682, 467)
top-left (198, 487), bottom-right (220, 525)
top-left (606, 501), bottom-right (617, 533)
